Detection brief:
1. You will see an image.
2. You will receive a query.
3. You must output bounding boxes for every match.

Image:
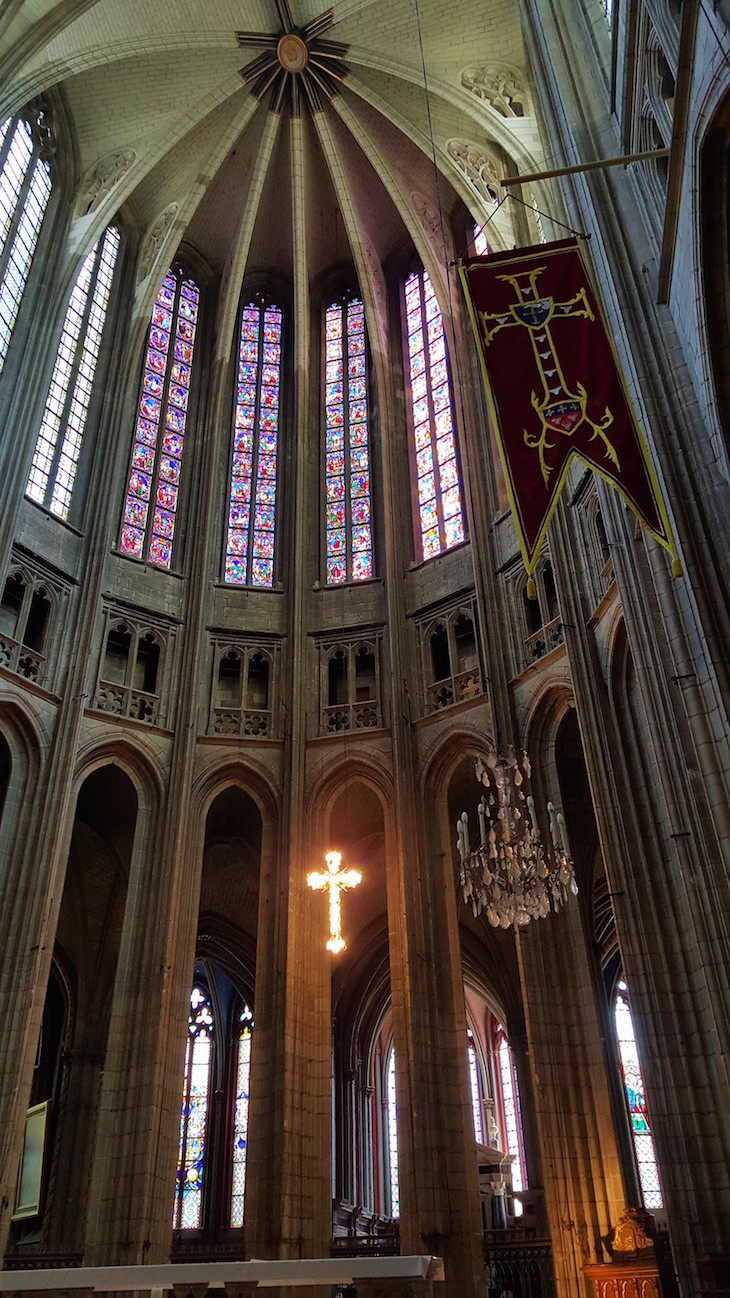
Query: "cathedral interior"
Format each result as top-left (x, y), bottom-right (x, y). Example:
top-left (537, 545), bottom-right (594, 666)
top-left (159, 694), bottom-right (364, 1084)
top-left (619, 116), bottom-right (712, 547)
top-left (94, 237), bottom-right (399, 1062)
top-left (0, 0), bottom-right (728, 1296)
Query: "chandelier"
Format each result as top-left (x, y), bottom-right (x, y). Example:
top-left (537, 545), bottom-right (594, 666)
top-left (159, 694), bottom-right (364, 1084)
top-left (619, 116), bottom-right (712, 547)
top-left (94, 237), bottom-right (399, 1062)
top-left (455, 751), bottom-right (578, 929)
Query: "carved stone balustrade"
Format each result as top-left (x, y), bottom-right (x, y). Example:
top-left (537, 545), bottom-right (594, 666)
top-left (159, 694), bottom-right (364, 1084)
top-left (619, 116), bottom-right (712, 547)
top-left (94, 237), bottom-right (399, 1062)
top-left (324, 700), bottom-right (380, 732)
top-left (94, 680), bottom-right (159, 724)
top-left (211, 706), bottom-right (271, 737)
top-left (426, 667), bottom-right (482, 713)
top-left (0, 634), bottom-right (45, 684)
top-left (524, 616), bottom-right (564, 667)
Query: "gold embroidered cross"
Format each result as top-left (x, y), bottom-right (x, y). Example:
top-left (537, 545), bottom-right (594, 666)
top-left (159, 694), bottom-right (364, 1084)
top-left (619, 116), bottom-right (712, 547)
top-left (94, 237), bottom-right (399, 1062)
top-left (478, 266), bottom-right (618, 485)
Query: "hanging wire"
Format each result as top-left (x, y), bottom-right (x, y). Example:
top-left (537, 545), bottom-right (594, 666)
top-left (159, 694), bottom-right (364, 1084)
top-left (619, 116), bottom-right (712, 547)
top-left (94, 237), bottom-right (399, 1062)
top-left (451, 192), bottom-right (589, 265)
top-left (505, 190), bottom-right (590, 241)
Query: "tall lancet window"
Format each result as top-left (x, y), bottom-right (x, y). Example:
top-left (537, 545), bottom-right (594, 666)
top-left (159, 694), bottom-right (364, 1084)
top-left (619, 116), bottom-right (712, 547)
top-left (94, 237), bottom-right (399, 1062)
top-left (26, 227), bottom-right (120, 518)
top-left (615, 980), bottom-right (663, 1209)
top-left (224, 300), bottom-right (282, 587)
top-left (120, 269), bottom-right (200, 570)
top-left (467, 1029), bottom-right (484, 1143)
top-left (404, 270), bottom-right (465, 561)
top-left (473, 225), bottom-right (490, 256)
top-left (496, 1025), bottom-right (526, 1216)
top-left (324, 298), bottom-right (373, 584)
top-left (0, 114), bottom-right (53, 378)
top-left (174, 984), bottom-right (214, 1230)
top-left (230, 1002), bottom-right (254, 1226)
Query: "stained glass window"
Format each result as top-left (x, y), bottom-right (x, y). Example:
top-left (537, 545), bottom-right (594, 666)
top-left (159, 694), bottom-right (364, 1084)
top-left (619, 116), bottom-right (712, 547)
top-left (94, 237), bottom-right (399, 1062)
top-left (26, 227), bottom-right (120, 518)
top-left (324, 298), bottom-right (373, 585)
top-left (224, 300), bottom-right (283, 587)
top-left (0, 115), bottom-right (53, 379)
top-left (615, 981), bottom-right (663, 1209)
top-left (404, 270), bottom-right (465, 561)
top-left (387, 1046), bottom-right (400, 1218)
top-left (230, 1002), bottom-right (254, 1227)
top-left (497, 1028), bottom-right (526, 1216)
top-left (467, 1031), bottom-right (484, 1143)
top-left (174, 985), bottom-right (214, 1230)
top-left (120, 269), bottom-right (200, 570)
top-left (473, 225), bottom-right (490, 256)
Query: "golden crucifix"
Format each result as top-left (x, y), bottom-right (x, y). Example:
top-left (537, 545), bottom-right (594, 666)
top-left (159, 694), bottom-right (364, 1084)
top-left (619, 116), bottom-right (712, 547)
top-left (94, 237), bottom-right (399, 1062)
top-left (307, 850), bottom-right (361, 953)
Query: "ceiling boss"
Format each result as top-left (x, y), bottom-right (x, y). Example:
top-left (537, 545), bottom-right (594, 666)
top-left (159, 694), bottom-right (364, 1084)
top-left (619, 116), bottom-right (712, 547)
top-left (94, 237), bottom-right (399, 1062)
top-left (307, 850), bottom-right (361, 954)
top-left (236, 2), bottom-right (349, 113)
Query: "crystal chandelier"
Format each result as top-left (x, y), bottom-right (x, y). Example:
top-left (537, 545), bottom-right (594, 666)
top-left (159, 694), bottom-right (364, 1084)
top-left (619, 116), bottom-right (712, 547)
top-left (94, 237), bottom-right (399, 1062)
top-left (455, 751), bottom-right (578, 929)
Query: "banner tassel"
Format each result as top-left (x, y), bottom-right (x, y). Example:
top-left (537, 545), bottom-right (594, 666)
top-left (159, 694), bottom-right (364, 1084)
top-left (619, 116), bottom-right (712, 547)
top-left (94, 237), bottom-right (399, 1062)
top-left (527, 576), bottom-right (537, 600)
top-left (672, 556), bottom-right (683, 579)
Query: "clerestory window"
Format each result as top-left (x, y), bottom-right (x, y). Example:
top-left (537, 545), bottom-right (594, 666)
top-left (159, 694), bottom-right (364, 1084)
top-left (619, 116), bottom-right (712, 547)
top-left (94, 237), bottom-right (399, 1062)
top-left (224, 299), bottom-right (283, 587)
top-left (404, 269), bottom-right (465, 561)
top-left (324, 297), bottom-right (374, 584)
top-left (26, 227), bottom-right (120, 518)
top-left (120, 268), bottom-right (200, 569)
top-left (0, 113), bottom-right (53, 379)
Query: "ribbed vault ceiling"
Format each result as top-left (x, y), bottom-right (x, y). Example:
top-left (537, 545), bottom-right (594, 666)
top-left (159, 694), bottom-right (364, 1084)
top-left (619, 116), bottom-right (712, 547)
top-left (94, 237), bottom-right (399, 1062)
top-left (0, 0), bottom-right (545, 353)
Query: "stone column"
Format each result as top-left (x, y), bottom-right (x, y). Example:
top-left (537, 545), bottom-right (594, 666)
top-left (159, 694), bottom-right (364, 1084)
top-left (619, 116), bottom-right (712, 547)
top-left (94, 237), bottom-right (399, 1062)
top-left (83, 287), bottom-right (220, 1264)
top-left (516, 899), bottom-right (625, 1298)
top-left (0, 256), bottom-right (140, 1255)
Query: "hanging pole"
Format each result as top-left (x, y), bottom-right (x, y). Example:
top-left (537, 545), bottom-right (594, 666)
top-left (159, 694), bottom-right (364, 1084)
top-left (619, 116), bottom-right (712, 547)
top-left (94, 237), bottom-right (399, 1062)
top-left (499, 148), bottom-right (669, 188)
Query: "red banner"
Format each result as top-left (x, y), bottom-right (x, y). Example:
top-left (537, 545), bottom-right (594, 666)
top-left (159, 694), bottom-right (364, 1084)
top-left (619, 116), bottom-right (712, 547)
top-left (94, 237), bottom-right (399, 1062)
top-left (459, 239), bottom-right (677, 582)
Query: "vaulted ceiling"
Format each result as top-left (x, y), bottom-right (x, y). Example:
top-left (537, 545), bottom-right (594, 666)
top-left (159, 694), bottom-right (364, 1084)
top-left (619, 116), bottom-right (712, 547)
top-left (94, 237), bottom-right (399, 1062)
top-left (0, 0), bottom-right (546, 353)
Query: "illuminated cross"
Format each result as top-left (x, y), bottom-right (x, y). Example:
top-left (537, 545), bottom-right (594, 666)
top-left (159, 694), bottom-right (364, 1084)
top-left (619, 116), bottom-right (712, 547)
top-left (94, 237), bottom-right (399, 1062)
top-left (307, 850), bottom-right (361, 954)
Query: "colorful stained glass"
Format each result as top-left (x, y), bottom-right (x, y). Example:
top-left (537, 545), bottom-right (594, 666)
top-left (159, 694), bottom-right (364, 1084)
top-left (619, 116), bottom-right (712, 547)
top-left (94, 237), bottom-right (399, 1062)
top-left (251, 557), bottom-right (273, 585)
top-left (149, 535), bottom-right (172, 567)
top-left (230, 1005), bottom-right (254, 1228)
top-left (171, 361), bottom-right (190, 387)
top-left (156, 482), bottom-right (177, 511)
top-left (129, 470), bottom-right (151, 499)
top-left (352, 551), bottom-right (373, 580)
top-left (474, 225), bottom-right (490, 256)
top-left (148, 349), bottom-right (166, 375)
top-left (324, 299), bottom-right (373, 585)
top-left (225, 555), bottom-right (246, 582)
top-left (615, 984), bottom-right (663, 1209)
top-left (444, 515), bottom-right (465, 546)
top-left (224, 302), bottom-right (282, 585)
top-left (125, 499), bottom-right (148, 528)
top-left (327, 556), bottom-right (347, 584)
top-left (405, 270), bottom-right (464, 560)
top-left (120, 524), bottom-right (144, 556)
top-left (120, 270), bottom-right (200, 570)
top-left (174, 986), bottom-right (214, 1231)
top-left (133, 444), bottom-right (155, 472)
